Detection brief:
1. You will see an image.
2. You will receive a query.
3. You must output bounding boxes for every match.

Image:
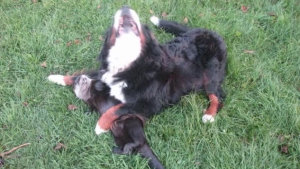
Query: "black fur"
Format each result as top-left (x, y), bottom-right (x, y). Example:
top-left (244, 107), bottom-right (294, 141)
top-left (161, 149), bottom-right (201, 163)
top-left (72, 74), bottom-right (164, 169)
top-left (97, 7), bottom-right (227, 120)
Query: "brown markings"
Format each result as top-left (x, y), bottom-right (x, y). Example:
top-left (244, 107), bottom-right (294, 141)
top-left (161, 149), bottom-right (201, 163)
top-left (60, 69), bottom-right (90, 86)
top-left (203, 72), bottom-right (220, 116)
top-left (139, 30), bottom-right (146, 48)
top-left (63, 76), bottom-right (74, 86)
top-left (109, 28), bottom-right (116, 46)
top-left (97, 104), bottom-right (124, 131)
top-left (204, 94), bottom-right (219, 116)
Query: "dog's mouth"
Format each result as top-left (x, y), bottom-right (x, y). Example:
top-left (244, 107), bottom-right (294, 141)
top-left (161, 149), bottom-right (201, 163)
top-left (114, 6), bottom-right (141, 36)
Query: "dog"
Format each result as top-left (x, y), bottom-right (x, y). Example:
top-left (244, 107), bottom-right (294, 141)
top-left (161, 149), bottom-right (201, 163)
top-left (48, 6), bottom-right (227, 134)
top-left (71, 73), bottom-right (164, 169)
top-left (94, 6), bottom-right (227, 133)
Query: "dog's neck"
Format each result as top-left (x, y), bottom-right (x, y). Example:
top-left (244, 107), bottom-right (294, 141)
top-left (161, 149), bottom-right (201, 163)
top-left (107, 32), bottom-right (142, 74)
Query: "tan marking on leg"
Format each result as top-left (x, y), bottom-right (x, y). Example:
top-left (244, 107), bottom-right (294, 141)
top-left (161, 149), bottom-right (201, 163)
top-left (63, 76), bottom-right (74, 86)
top-left (204, 94), bottom-right (219, 116)
top-left (97, 104), bottom-right (123, 131)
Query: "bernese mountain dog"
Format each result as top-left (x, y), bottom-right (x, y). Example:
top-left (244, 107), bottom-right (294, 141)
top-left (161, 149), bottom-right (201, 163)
top-left (48, 6), bottom-right (227, 135)
top-left (95, 6), bottom-right (227, 133)
top-left (72, 73), bottom-right (164, 169)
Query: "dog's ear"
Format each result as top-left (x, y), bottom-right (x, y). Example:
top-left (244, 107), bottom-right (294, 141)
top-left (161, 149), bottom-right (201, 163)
top-left (142, 25), bottom-right (158, 44)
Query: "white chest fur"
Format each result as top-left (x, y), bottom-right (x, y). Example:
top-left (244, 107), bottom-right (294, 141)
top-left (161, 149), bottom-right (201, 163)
top-left (102, 32), bottom-right (141, 103)
top-left (101, 71), bottom-right (127, 103)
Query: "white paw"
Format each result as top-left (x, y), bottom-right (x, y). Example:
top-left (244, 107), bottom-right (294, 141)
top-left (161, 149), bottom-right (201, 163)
top-left (150, 16), bottom-right (160, 26)
top-left (202, 114), bottom-right (215, 123)
top-left (95, 124), bottom-right (109, 135)
top-left (101, 72), bottom-right (114, 85)
top-left (47, 75), bottom-right (66, 86)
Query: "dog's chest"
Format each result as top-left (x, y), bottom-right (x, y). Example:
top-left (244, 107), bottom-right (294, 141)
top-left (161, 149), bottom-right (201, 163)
top-left (107, 34), bottom-right (141, 72)
top-left (102, 35), bottom-right (141, 103)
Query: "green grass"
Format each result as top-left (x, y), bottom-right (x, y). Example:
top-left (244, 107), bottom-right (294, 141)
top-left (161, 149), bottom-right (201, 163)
top-left (0, 0), bottom-right (299, 168)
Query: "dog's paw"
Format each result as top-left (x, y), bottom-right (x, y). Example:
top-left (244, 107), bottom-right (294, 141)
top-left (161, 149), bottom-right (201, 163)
top-left (101, 72), bottom-right (115, 85)
top-left (150, 16), bottom-right (160, 26)
top-left (95, 123), bottom-right (109, 135)
top-left (123, 143), bottom-right (135, 155)
top-left (47, 75), bottom-right (66, 86)
top-left (202, 114), bottom-right (215, 123)
top-left (112, 147), bottom-right (124, 155)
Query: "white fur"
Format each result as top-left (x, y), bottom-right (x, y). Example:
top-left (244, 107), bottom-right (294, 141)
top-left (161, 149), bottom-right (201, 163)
top-left (109, 82), bottom-right (127, 103)
top-left (102, 32), bottom-right (141, 103)
top-left (129, 9), bottom-right (142, 31)
top-left (47, 75), bottom-right (66, 86)
top-left (150, 16), bottom-right (160, 26)
top-left (103, 8), bottom-right (143, 103)
top-left (113, 10), bottom-right (122, 30)
top-left (95, 123), bottom-right (109, 135)
top-left (202, 114), bottom-right (215, 123)
top-left (101, 69), bottom-right (128, 103)
top-left (107, 32), bottom-right (141, 72)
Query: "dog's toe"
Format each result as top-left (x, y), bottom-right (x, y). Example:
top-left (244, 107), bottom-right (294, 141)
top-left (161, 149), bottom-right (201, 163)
top-left (47, 75), bottom-right (66, 86)
top-left (202, 114), bottom-right (215, 123)
top-left (95, 123), bottom-right (109, 135)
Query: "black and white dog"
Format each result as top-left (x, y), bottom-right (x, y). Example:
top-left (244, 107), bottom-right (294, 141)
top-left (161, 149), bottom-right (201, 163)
top-left (95, 6), bottom-right (227, 133)
top-left (48, 6), bottom-right (227, 134)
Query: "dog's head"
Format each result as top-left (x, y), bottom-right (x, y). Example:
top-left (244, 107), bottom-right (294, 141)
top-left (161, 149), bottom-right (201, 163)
top-left (73, 75), bottom-right (93, 101)
top-left (107, 6), bottom-right (156, 47)
top-left (113, 6), bottom-right (142, 37)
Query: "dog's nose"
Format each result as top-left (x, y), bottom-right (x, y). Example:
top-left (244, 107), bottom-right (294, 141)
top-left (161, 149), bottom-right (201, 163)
top-left (80, 75), bottom-right (88, 83)
top-left (121, 5), bottom-right (130, 11)
top-left (120, 6), bottom-right (131, 18)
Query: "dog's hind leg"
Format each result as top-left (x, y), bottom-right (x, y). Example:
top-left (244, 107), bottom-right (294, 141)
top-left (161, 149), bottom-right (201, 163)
top-left (202, 94), bottom-right (220, 123)
top-left (202, 58), bottom-right (224, 123)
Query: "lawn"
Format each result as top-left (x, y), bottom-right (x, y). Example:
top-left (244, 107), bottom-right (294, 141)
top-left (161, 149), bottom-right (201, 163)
top-left (0, 0), bottom-right (299, 168)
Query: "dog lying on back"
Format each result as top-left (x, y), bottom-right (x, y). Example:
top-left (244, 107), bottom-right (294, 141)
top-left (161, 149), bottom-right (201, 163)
top-left (72, 73), bottom-right (164, 169)
top-left (48, 6), bottom-right (227, 134)
top-left (94, 6), bottom-right (227, 133)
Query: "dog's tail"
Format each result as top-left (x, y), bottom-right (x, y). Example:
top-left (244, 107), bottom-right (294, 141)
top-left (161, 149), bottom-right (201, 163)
top-left (150, 16), bottom-right (190, 36)
top-left (139, 144), bottom-right (165, 169)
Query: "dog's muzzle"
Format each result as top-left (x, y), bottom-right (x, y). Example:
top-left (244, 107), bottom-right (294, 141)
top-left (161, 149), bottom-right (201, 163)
top-left (114, 6), bottom-right (141, 36)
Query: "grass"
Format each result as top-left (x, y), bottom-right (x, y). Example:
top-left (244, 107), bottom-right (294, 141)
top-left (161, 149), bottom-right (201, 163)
top-left (0, 0), bottom-right (299, 168)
